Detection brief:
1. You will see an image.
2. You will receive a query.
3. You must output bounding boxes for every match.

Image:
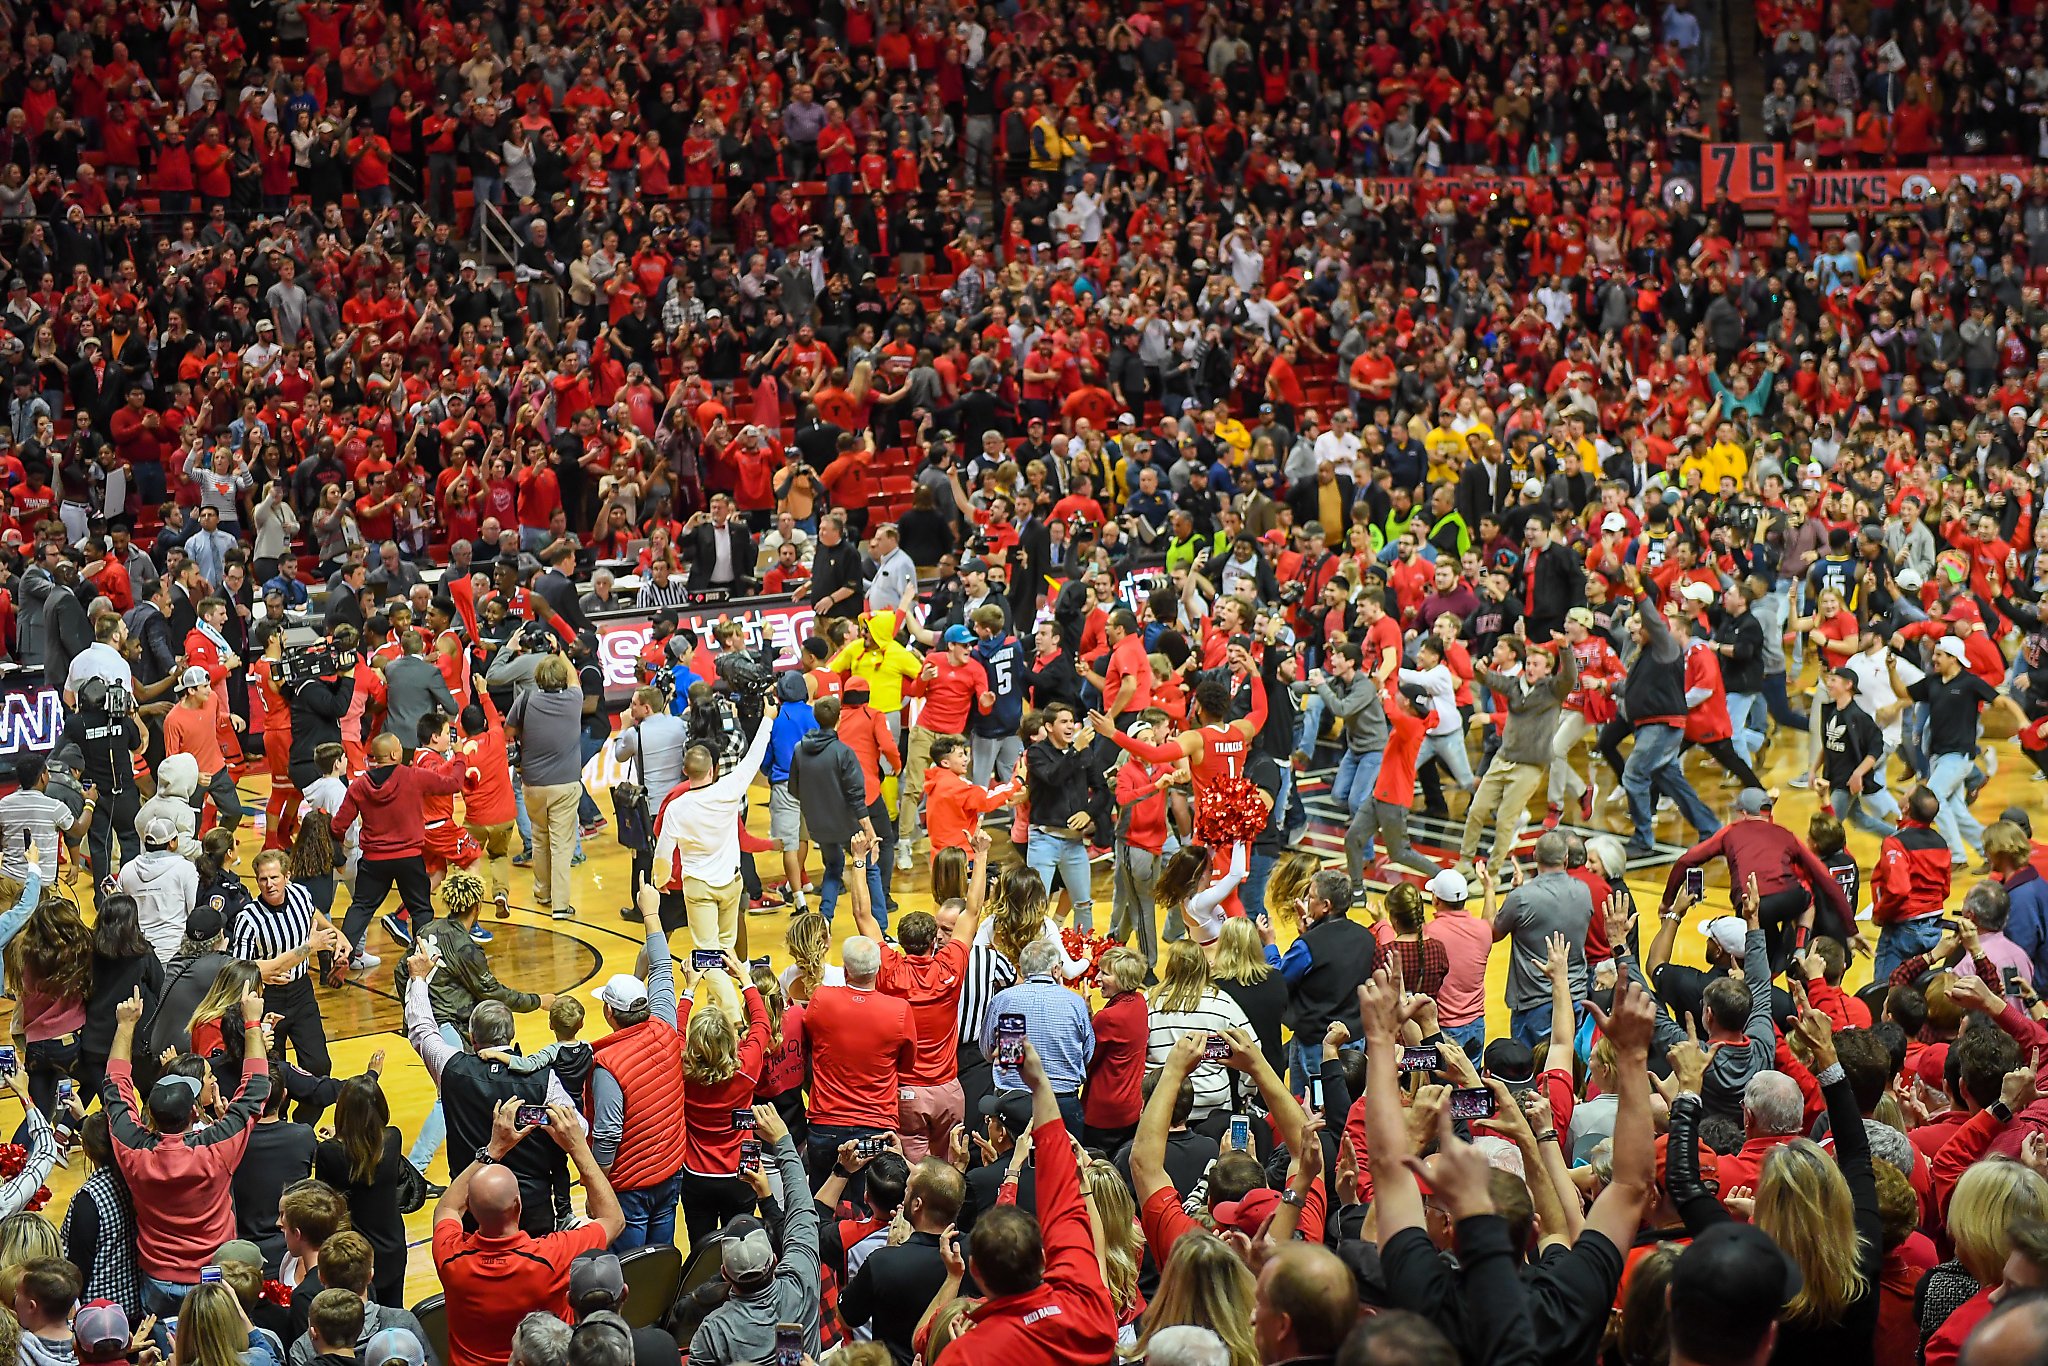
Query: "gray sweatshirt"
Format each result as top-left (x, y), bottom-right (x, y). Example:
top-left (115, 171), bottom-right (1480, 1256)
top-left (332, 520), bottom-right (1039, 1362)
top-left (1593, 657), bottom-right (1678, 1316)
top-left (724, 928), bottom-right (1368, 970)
top-left (1699, 926), bottom-right (1777, 1125)
top-left (1306, 671), bottom-right (1387, 753)
top-left (1476, 647), bottom-right (1578, 768)
top-left (687, 1133), bottom-right (822, 1366)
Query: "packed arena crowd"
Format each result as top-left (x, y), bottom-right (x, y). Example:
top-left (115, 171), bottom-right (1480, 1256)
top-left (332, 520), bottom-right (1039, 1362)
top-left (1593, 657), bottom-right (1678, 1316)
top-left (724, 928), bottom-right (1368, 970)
top-left (0, 0), bottom-right (2043, 1364)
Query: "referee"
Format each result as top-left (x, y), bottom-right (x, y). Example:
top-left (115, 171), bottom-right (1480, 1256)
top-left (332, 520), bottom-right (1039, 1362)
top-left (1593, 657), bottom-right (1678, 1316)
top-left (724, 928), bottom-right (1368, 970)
top-left (231, 849), bottom-right (348, 1109)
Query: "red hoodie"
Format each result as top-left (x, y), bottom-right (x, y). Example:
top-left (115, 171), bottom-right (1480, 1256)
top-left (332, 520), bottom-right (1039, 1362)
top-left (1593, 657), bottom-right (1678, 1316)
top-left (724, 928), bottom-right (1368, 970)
top-left (335, 753), bottom-right (465, 858)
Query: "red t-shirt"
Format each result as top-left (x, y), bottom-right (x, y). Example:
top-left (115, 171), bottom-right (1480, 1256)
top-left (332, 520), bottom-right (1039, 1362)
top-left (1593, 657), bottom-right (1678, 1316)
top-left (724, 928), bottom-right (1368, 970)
top-left (1376, 696), bottom-right (1432, 804)
top-left (1103, 634), bottom-right (1152, 714)
top-left (432, 1220), bottom-right (609, 1366)
top-left (803, 983), bottom-right (918, 1127)
top-left (917, 655), bottom-right (987, 733)
top-left (876, 940), bottom-right (969, 1087)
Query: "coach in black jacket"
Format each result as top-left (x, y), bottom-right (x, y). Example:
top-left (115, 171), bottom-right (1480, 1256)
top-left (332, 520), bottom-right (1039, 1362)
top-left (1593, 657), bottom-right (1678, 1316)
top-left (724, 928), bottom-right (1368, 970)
top-left (685, 502), bottom-right (757, 594)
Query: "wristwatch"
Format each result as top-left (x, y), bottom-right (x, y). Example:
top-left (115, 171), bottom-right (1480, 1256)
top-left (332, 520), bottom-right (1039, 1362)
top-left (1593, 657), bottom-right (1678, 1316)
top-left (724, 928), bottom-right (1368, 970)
top-left (474, 1147), bottom-right (499, 1167)
top-left (1279, 1188), bottom-right (1306, 1208)
top-left (1992, 1102), bottom-right (2015, 1124)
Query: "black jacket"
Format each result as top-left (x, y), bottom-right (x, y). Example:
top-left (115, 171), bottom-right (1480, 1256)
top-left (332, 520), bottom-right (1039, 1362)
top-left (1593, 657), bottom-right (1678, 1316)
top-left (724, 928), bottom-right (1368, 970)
top-left (1023, 737), bottom-right (1108, 834)
top-left (840, 1231), bottom-right (951, 1366)
top-left (1621, 608), bottom-right (1687, 725)
top-left (1456, 458), bottom-right (1515, 527)
top-left (286, 674), bottom-right (355, 783)
top-left (1523, 542), bottom-right (1585, 627)
top-left (441, 1051), bottom-right (564, 1238)
top-left (1285, 474), bottom-right (1356, 531)
top-left (1711, 607), bottom-right (1765, 693)
top-left (44, 582), bottom-right (92, 691)
top-left (686, 520), bottom-right (757, 592)
top-left (789, 728), bottom-right (868, 842)
top-left (807, 539), bottom-right (865, 618)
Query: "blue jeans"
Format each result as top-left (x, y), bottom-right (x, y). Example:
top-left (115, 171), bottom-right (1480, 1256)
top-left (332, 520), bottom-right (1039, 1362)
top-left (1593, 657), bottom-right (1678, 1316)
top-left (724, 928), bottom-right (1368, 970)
top-left (612, 1173), bottom-right (680, 1250)
top-left (1297, 695), bottom-right (1325, 758)
top-left (1874, 915), bottom-right (1945, 987)
top-left (1927, 750), bottom-right (1983, 863)
top-left (1727, 692), bottom-right (1767, 765)
top-left (1418, 731), bottom-right (1476, 790)
top-left (805, 1122), bottom-right (887, 1193)
top-left (1510, 1004), bottom-right (1555, 1046)
top-left (1830, 777), bottom-right (1901, 839)
top-left (817, 841), bottom-right (885, 925)
top-left (1622, 723), bottom-right (1720, 851)
top-left (144, 1277), bottom-right (195, 1316)
top-left (1244, 850), bottom-right (1275, 926)
top-left (408, 1024), bottom-right (463, 1172)
top-left (1442, 1019), bottom-right (1487, 1058)
top-left (1027, 829), bottom-right (1095, 930)
top-left (1332, 750), bottom-right (1382, 812)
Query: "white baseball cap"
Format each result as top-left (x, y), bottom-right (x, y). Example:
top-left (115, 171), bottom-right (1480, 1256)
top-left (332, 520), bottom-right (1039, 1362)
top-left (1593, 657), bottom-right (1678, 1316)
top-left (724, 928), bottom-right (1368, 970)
top-left (1602, 512), bottom-right (1628, 532)
top-left (1937, 636), bottom-right (1969, 663)
top-left (1424, 868), bottom-right (1469, 903)
top-left (1681, 582), bottom-right (1716, 603)
top-left (592, 974), bottom-right (649, 1011)
top-left (1702, 916), bottom-right (1747, 958)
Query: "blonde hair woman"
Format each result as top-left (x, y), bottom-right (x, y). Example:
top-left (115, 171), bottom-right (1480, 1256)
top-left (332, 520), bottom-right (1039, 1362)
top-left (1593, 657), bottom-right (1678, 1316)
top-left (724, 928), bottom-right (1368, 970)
top-left (780, 912), bottom-right (840, 1002)
top-left (1919, 1159), bottom-right (2048, 1360)
top-left (1082, 1159), bottom-right (1142, 1340)
top-left (679, 952), bottom-right (772, 1249)
top-left (0, 1212), bottom-right (60, 1304)
top-left (976, 865), bottom-right (1089, 979)
top-left (1144, 941), bottom-right (1252, 1123)
top-left (751, 964), bottom-right (808, 1150)
top-left (1668, 1008), bottom-right (1881, 1359)
top-left (1135, 1231), bottom-right (1258, 1366)
top-left (1210, 918), bottom-right (1286, 1077)
top-left (170, 1280), bottom-right (281, 1366)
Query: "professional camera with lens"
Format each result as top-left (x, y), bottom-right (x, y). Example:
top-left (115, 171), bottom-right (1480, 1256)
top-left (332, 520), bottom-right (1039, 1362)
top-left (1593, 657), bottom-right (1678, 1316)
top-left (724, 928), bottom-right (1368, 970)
top-left (277, 641), bottom-right (356, 691)
top-left (76, 677), bottom-right (136, 718)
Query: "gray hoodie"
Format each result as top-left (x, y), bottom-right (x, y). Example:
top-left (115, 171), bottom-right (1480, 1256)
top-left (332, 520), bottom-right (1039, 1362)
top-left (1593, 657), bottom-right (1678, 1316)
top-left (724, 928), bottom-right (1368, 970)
top-left (686, 1133), bottom-right (821, 1366)
top-left (20, 1330), bottom-right (76, 1366)
top-left (119, 847), bottom-right (200, 965)
top-left (288, 1302), bottom-right (438, 1366)
top-left (1699, 926), bottom-right (1776, 1125)
top-left (1305, 671), bottom-right (1386, 754)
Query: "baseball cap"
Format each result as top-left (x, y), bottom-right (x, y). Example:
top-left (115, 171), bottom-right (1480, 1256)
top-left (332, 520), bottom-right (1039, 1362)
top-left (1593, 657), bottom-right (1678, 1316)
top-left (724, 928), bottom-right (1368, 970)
top-left (177, 665), bottom-right (211, 693)
top-left (1521, 478), bottom-right (1544, 497)
top-left (592, 974), bottom-right (649, 1011)
top-left (1946, 599), bottom-right (1981, 624)
top-left (147, 1071), bottom-right (203, 1126)
top-left (943, 625), bottom-right (975, 645)
top-left (1702, 916), bottom-right (1748, 958)
top-left (143, 815), bottom-right (178, 847)
top-left (213, 1240), bottom-right (264, 1268)
top-left (844, 678), bottom-right (871, 700)
top-left (73, 1303), bottom-right (131, 1365)
top-left (1670, 1224), bottom-right (1803, 1341)
top-left (1566, 606), bottom-right (1596, 628)
top-left (1259, 529), bottom-right (1288, 544)
top-left (1734, 787), bottom-right (1773, 815)
top-left (1601, 512), bottom-right (1628, 532)
top-left (1211, 1187), bottom-right (1282, 1236)
top-left (460, 259), bottom-right (478, 271)
top-left (1655, 1131), bottom-right (1720, 1192)
top-left (960, 555), bottom-right (991, 575)
top-left (2009, 405), bottom-right (2030, 423)
top-left (1914, 1041), bottom-right (1951, 1092)
top-left (1937, 636), bottom-right (1969, 663)
top-left (1482, 1038), bottom-right (1536, 1091)
top-left (1424, 868), bottom-right (1469, 903)
top-left (719, 1214), bottom-right (777, 1283)
top-left (1680, 582), bottom-right (1715, 603)
top-left (1896, 566), bottom-right (1925, 590)
top-left (1827, 666), bottom-right (1860, 687)
top-left (568, 1251), bottom-right (627, 1311)
top-left (363, 1330), bottom-right (427, 1366)
top-left (186, 901), bottom-right (229, 943)
top-left (977, 1088), bottom-right (1035, 1136)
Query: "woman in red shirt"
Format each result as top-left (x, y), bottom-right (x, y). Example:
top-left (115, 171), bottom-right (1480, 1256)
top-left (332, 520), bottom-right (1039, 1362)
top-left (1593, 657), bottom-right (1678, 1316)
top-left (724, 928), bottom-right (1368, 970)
top-left (678, 961), bottom-right (772, 1246)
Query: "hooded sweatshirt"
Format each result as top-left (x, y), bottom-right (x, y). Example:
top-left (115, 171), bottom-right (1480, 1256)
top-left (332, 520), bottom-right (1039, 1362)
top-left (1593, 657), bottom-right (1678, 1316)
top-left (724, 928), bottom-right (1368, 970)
top-left (134, 752), bottom-right (201, 858)
top-left (766, 673), bottom-right (815, 785)
top-left (334, 753), bottom-right (466, 860)
top-left (789, 726), bottom-right (869, 843)
top-left (827, 610), bottom-right (923, 713)
top-left (120, 847), bottom-right (200, 963)
top-left (19, 1331), bottom-right (77, 1366)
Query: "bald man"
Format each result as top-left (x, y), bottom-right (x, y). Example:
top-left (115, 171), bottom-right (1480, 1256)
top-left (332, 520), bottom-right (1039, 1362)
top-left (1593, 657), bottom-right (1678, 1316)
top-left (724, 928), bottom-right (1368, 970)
top-left (433, 1099), bottom-right (624, 1366)
top-left (1963, 1293), bottom-right (2048, 1366)
top-left (1252, 1244), bottom-right (1359, 1364)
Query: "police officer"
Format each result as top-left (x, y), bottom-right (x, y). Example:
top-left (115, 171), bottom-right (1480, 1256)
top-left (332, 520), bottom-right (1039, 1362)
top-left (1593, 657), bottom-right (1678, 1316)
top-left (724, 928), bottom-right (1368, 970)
top-left (58, 676), bottom-right (145, 898)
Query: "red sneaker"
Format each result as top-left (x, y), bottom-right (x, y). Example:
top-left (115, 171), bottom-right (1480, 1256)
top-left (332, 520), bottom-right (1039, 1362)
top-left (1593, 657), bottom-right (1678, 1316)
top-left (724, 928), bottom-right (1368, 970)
top-left (1543, 803), bottom-right (1563, 830)
top-left (1578, 786), bottom-right (1594, 822)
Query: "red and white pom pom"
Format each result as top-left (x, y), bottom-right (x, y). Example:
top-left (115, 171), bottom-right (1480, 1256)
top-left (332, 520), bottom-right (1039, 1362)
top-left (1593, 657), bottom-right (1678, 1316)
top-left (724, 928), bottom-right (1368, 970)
top-left (1195, 775), bottom-right (1269, 848)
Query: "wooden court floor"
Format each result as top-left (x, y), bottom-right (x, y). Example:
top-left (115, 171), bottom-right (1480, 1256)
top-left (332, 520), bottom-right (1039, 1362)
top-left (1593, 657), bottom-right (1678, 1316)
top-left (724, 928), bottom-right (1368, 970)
top-left (9, 708), bottom-right (2018, 1305)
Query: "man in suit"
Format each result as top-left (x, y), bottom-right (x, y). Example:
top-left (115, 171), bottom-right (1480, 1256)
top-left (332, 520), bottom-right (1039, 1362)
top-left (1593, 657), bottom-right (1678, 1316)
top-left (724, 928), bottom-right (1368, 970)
top-left (1009, 508), bottom-right (1053, 625)
top-left (123, 573), bottom-right (179, 689)
top-left (380, 631), bottom-right (461, 756)
top-left (326, 561), bottom-right (369, 635)
top-left (1455, 442), bottom-right (1514, 529)
top-left (43, 559), bottom-right (93, 692)
top-left (533, 544), bottom-right (593, 635)
top-left (68, 336), bottom-right (120, 426)
top-left (685, 493), bottom-right (756, 594)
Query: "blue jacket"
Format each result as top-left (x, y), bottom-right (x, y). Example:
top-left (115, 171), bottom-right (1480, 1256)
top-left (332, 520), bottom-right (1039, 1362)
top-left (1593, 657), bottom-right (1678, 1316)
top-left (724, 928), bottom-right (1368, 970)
top-left (767, 700), bottom-right (815, 784)
top-left (2006, 865), bottom-right (2048, 982)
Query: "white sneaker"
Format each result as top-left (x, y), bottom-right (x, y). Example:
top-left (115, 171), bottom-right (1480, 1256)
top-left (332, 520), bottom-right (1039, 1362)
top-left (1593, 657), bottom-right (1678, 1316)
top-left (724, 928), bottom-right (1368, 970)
top-left (350, 951), bottom-right (381, 972)
top-left (1787, 773), bottom-right (1811, 789)
top-left (896, 844), bottom-right (915, 872)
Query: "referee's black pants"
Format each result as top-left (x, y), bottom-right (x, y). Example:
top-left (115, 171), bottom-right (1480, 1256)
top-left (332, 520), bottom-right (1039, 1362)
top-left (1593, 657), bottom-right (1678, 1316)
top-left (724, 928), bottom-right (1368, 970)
top-left (264, 977), bottom-right (331, 1120)
top-left (87, 791), bottom-right (140, 900)
top-left (340, 855), bottom-right (436, 955)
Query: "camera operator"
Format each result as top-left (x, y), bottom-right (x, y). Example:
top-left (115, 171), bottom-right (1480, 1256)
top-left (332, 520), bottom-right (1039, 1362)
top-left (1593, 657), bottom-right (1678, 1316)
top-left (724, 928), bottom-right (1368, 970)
top-left (59, 677), bottom-right (147, 898)
top-left (286, 625), bottom-right (361, 793)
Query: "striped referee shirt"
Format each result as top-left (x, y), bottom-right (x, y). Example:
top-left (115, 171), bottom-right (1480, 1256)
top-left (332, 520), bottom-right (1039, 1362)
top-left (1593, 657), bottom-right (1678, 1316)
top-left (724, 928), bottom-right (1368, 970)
top-left (636, 578), bottom-right (693, 609)
top-left (228, 882), bottom-right (318, 984)
top-left (955, 941), bottom-right (1016, 1048)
